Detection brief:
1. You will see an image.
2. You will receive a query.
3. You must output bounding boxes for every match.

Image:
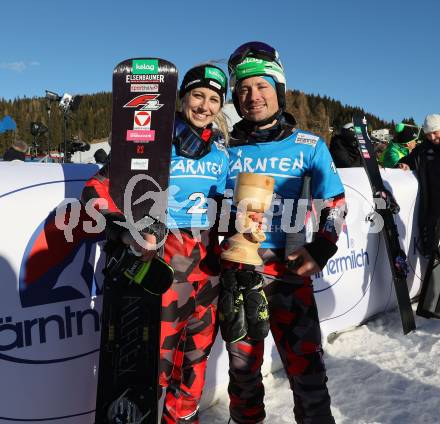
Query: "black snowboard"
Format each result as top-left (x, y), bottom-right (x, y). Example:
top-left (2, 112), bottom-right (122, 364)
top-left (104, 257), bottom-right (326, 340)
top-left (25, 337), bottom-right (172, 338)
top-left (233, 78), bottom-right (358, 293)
top-left (95, 58), bottom-right (177, 424)
top-left (353, 115), bottom-right (416, 334)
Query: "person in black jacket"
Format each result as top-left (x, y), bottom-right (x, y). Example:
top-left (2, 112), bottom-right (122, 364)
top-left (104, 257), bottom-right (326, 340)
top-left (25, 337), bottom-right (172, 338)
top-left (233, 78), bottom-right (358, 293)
top-left (3, 139), bottom-right (28, 161)
top-left (329, 122), bottom-right (362, 167)
top-left (398, 114), bottom-right (440, 256)
top-left (398, 113), bottom-right (440, 318)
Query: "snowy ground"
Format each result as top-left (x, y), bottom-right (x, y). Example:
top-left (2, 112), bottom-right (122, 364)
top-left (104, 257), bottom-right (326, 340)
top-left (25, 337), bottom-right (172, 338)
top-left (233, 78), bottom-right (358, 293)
top-left (200, 305), bottom-right (440, 424)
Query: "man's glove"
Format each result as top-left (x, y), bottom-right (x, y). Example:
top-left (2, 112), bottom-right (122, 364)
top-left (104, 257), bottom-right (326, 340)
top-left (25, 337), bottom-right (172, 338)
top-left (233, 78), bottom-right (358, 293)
top-left (240, 271), bottom-right (270, 341)
top-left (218, 269), bottom-right (247, 343)
top-left (218, 269), bottom-right (270, 343)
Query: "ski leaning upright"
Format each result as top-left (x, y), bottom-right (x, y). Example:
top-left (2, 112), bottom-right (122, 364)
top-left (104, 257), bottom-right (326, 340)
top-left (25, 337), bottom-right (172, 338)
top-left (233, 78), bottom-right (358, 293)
top-left (353, 115), bottom-right (416, 334)
top-left (95, 58), bottom-right (178, 423)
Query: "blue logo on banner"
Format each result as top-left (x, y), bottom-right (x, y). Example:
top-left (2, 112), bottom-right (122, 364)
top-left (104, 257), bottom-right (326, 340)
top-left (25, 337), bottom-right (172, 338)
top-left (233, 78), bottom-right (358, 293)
top-left (19, 209), bottom-right (103, 307)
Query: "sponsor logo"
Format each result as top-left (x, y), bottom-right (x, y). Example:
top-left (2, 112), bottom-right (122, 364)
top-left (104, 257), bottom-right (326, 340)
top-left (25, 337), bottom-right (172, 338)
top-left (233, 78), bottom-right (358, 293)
top-left (126, 129), bottom-right (155, 142)
top-left (131, 158), bottom-right (149, 170)
top-left (133, 110), bottom-right (151, 130)
top-left (124, 94), bottom-right (163, 111)
top-left (18, 208), bottom-right (103, 309)
top-left (126, 74), bottom-right (165, 83)
top-left (0, 185), bottom-right (104, 364)
top-left (295, 133), bottom-right (319, 146)
top-left (0, 305), bottom-right (100, 356)
top-left (205, 66), bottom-right (226, 87)
top-left (132, 59), bottom-right (158, 75)
top-left (242, 57), bottom-right (263, 64)
top-left (209, 80), bottom-right (221, 90)
top-left (130, 83), bottom-right (159, 93)
top-left (315, 249), bottom-right (370, 279)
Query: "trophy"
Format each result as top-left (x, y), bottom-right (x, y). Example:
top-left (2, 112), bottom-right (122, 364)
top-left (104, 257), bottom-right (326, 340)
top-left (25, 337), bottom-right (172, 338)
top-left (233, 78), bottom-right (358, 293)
top-left (221, 172), bottom-right (275, 265)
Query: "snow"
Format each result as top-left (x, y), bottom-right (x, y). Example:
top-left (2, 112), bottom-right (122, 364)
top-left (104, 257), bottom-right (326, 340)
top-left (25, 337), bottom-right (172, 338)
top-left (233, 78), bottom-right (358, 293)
top-left (200, 305), bottom-right (440, 424)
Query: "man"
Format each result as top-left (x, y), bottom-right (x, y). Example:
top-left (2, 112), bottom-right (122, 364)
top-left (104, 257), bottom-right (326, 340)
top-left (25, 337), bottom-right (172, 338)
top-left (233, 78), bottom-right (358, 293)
top-left (329, 122), bottom-right (363, 167)
top-left (398, 114), bottom-right (440, 255)
top-left (398, 114), bottom-right (440, 318)
top-left (220, 42), bottom-right (346, 424)
top-left (382, 122), bottom-right (419, 168)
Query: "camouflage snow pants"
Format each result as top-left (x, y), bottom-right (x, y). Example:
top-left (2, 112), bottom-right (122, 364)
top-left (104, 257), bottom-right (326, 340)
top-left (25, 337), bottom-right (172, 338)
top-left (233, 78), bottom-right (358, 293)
top-left (226, 275), bottom-right (335, 424)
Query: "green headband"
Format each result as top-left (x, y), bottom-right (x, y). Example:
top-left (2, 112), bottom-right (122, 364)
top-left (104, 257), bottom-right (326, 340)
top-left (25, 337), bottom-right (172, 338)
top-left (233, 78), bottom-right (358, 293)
top-left (204, 66), bottom-right (227, 88)
top-left (234, 57), bottom-right (285, 84)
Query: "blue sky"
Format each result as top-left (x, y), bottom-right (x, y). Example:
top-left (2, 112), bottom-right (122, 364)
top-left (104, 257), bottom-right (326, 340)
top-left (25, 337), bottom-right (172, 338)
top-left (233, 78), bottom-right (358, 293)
top-left (0, 0), bottom-right (438, 125)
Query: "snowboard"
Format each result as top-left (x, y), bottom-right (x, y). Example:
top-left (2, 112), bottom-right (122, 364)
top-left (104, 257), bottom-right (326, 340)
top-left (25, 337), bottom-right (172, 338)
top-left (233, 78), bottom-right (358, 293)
top-left (353, 115), bottom-right (416, 335)
top-left (95, 58), bottom-right (178, 424)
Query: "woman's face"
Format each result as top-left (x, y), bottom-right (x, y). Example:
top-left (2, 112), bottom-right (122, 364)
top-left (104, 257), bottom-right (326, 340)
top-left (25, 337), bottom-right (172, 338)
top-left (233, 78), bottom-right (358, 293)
top-left (182, 87), bottom-right (222, 128)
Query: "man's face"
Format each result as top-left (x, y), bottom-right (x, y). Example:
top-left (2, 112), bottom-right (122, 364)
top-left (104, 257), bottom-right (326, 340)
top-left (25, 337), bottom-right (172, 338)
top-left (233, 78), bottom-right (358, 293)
top-left (425, 130), bottom-right (440, 145)
top-left (236, 76), bottom-right (278, 126)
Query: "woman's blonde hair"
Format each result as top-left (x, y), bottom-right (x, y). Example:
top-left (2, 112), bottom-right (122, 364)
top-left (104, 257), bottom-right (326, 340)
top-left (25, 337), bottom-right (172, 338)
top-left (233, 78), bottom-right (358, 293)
top-left (213, 111), bottom-right (229, 145)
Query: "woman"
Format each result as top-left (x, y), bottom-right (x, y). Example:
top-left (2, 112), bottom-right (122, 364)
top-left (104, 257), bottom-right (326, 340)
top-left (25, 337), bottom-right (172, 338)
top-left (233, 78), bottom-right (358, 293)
top-left (158, 64), bottom-right (229, 424)
top-left (82, 63), bottom-right (229, 423)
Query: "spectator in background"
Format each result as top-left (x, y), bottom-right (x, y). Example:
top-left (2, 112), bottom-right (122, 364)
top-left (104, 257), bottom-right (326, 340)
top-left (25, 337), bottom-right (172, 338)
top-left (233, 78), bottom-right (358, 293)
top-left (382, 123), bottom-right (419, 168)
top-left (3, 139), bottom-right (28, 161)
top-left (398, 114), bottom-right (440, 256)
top-left (374, 140), bottom-right (388, 165)
top-left (3, 140), bottom-right (28, 161)
top-left (398, 114), bottom-right (440, 318)
top-left (329, 122), bottom-right (362, 167)
top-left (93, 148), bottom-right (108, 165)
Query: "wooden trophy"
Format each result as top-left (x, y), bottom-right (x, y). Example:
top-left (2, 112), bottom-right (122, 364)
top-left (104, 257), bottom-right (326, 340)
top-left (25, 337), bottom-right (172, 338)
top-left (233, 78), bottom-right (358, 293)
top-left (221, 172), bottom-right (275, 266)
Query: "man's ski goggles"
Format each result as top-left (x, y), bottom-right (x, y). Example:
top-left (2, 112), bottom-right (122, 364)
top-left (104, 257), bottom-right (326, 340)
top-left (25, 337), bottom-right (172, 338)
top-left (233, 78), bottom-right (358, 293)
top-left (228, 41), bottom-right (281, 73)
top-left (174, 119), bottom-right (211, 159)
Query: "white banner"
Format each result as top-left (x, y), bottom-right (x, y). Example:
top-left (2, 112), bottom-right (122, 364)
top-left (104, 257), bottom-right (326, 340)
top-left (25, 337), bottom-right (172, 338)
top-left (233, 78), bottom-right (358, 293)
top-left (0, 163), bottom-right (424, 422)
top-left (316, 167), bottom-right (424, 337)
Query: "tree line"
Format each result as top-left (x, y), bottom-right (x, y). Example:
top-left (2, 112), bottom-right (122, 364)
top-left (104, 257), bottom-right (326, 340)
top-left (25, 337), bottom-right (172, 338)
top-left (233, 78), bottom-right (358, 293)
top-left (0, 92), bottom-right (111, 156)
top-left (0, 90), bottom-right (410, 156)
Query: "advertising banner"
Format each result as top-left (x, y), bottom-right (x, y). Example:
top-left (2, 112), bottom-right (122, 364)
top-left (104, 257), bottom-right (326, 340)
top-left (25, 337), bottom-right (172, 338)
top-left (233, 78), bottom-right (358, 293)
top-left (0, 163), bottom-right (424, 422)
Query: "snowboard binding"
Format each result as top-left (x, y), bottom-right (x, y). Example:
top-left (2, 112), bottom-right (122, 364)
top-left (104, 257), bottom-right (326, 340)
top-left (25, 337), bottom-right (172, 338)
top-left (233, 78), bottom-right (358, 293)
top-left (105, 244), bottom-right (174, 295)
top-left (106, 389), bottom-right (150, 424)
